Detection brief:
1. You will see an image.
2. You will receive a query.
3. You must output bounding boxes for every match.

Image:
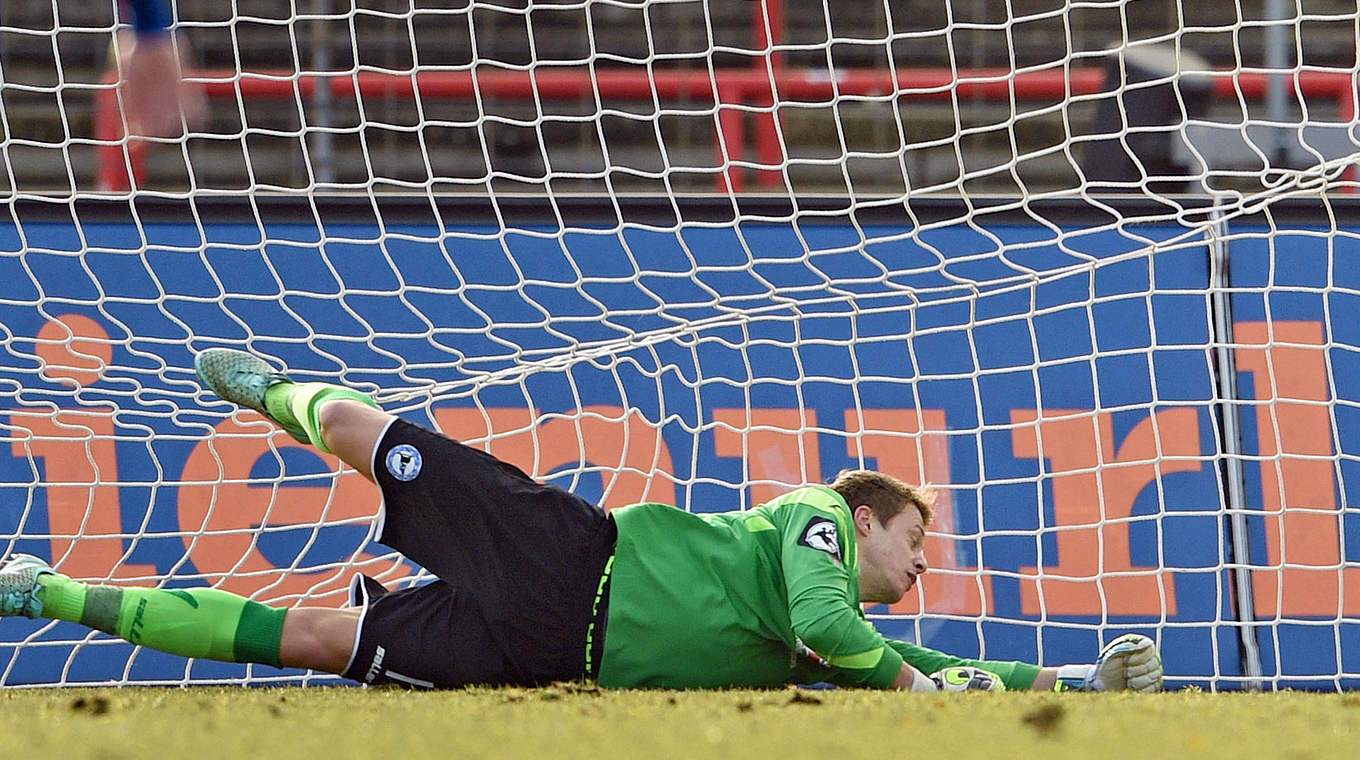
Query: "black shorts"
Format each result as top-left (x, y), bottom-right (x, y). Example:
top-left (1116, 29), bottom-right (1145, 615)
top-left (341, 418), bottom-right (617, 688)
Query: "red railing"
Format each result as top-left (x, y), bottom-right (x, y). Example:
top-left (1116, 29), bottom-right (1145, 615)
top-left (96, 65), bottom-right (1358, 193)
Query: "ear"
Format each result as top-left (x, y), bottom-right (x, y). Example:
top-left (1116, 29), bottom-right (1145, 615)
top-left (852, 504), bottom-right (875, 537)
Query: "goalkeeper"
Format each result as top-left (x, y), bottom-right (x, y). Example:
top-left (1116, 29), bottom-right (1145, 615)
top-left (0, 349), bottom-right (1163, 693)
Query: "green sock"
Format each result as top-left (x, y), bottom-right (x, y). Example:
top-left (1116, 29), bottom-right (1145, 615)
top-left (262, 381), bottom-right (377, 454)
top-left (36, 575), bottom-right (286, 668)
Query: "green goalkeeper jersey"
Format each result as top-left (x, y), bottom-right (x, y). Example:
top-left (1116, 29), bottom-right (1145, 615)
top-left (596, 486), bottom-right (1041, 690)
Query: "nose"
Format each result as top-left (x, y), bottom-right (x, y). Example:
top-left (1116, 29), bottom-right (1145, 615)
top-left (912, 551), bottom-right (927, 576)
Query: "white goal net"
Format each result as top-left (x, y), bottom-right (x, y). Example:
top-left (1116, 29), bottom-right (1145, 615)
top-left (0, 0), bottom-right (1358, 689)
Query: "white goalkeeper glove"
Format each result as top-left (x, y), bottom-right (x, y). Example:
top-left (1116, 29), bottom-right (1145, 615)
top-left (930, 666), bottom-right (1007, 692)
top-left (1055, 633), bottom-right (1163, 692)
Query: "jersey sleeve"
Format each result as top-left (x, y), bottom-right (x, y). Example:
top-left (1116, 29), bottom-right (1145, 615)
top-left (885, 639), bottom-right (1042, 691)
top-left (779, 501), bottom-right (903, 689)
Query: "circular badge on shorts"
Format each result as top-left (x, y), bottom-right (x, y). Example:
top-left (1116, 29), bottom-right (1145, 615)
top-left (385, 444), bottom-right (422, 482)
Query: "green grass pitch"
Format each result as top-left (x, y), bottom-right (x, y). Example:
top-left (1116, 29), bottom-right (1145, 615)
top-left (2, 685), bottom-right (1356, 759)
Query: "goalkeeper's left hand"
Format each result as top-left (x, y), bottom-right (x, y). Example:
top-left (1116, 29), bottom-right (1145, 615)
top-left (930, 666), bottom-right (1006, 692)
top-left (1055, 633), bottom-right (1164, 692)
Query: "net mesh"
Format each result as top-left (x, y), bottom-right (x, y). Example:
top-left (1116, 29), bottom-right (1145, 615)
top-left (0, 1), bottom-right (1358, 688)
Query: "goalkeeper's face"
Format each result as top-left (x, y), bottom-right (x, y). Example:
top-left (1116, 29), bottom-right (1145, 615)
top-left (853, 503), bottom-right (929, 605)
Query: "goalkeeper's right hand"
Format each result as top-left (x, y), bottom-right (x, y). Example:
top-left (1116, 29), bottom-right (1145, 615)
top-left (1055, 633), bottom-right (1164, 692)
top-left (930, 666), bottom-right (1006, 692)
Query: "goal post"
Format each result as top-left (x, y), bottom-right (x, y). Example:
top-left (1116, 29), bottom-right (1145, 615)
top-left (1, 2), bottom-right (1360, 689)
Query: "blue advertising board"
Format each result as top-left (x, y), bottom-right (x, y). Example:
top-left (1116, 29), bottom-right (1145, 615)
top-left (0, 198), bottom-right (1355, 688)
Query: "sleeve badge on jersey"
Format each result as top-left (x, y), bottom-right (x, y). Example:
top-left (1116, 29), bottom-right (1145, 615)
top-left (798, 516), bottom-right (843, 565)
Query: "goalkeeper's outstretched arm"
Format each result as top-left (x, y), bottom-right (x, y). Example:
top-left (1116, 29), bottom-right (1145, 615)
top-left (882, 634), bottom-right (1164, 692)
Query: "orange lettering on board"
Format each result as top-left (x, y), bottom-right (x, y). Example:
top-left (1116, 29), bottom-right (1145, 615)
top-left (1011, 408), bottom-right (1200, 617)
top-left (1233, 321), bottom-right (1357, 617)
top-left (712, 408), bottom-right (822, 506)
top-left (4, 314), bottom-right (156, 581)
top-left (6, 408), bottom-right (158, 581)
top-left (178, 418), bottom-right (414, 606)
top-left (432, 405), bottom-right (677, 509)
top-left (843, 409), bottom-right (991, 617)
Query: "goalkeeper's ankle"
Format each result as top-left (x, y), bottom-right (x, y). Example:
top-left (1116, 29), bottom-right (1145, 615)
top-left (263, 382), bottom-right (302, 430)
top-left (35, 574), bottom-right (85, 623)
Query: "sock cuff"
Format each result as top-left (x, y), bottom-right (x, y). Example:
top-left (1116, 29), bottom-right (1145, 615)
top-left (290, 384), bottom-right (377, 454)
top-left (233, 602), bottom-right (287, 668)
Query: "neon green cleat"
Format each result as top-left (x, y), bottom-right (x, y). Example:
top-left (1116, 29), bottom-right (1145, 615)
top-left (194, 348), bottom-right (310, 444)
top-left (0, 554), bottom-right (55, 618)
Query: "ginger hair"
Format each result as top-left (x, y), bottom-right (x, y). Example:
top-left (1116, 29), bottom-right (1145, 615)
top-left (829, 469), bottom-right (935, 526)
